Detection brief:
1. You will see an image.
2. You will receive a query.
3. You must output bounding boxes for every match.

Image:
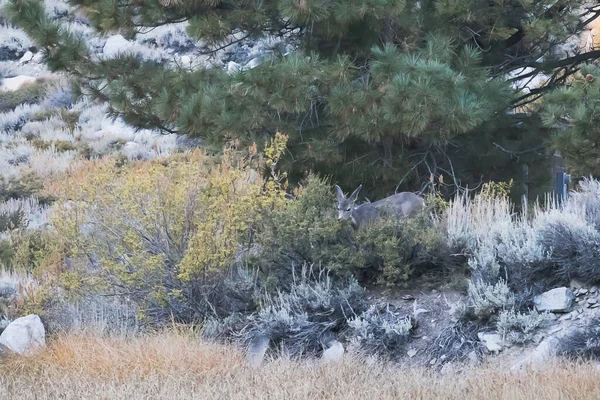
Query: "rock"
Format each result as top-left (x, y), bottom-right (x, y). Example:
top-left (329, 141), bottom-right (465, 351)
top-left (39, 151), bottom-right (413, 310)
top-left (0, 314), bottom-right (45, 356)
top-left (103, 35), bottom-right (132, 58)
top-left (32, 51), bottom-right (44, 63)
top-left (321, 340), bottom-right (344, 363)
top-left (19, 50), bottom-right (34, 64)
top-left (181, 55), bottom-right (191, 66)
top-left (560, 313), bottom-right (571, 321)
top-left (0, 75), bottom-right (36, 92)
top-left (477, 332), bottom-right (504, 353)
top-left (429, 358), bottom-right (437, 365)
top-left (407, 349), bottom-right (417, 358)
top-left (227, 61), bottom-right (241, 74)
top-left (534, 287), bottom-right (575, 313)
top-left (591, 286), bottom-right (598, 294)
top-left (247, 333), bottom-right (270, 367)
top-left (588, 298), bottom-right (598, 305)
top-left (246, 57), bottom-right (261, 69)
top-left (511, 336), bottom-right (560, 372)
top-left (467, 350), bottom-right (480, 366)
top-left (548, 327), bottom-right (562, 334)
top-left (570, 279), bottom-right (585, 290)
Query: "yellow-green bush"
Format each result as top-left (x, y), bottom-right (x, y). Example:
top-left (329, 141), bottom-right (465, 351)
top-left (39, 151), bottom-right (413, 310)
top-left (40, 136), bottom-right (289, 322)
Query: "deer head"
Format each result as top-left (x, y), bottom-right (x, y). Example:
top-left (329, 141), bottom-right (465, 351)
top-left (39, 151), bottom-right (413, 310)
top-left (335, 184), bottom-right (362, 223)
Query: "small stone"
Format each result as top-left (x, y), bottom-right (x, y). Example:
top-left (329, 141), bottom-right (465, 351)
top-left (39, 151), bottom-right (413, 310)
top-left (578, 288), bottom-right (589, 296)
top-left (407, 349), bottom-right (417, 358)
top-left (588, 298), bottom-right (598, 305)
top-left (321, 340), bottom-right (344, 363)
top-left (591, 286), bottom-right (598, 294)
top-left (478, 332), bottom-right (504, 353)
top-left (181, 55), bottom-right (191, 66)
top-left (591, 304), bottom-right (599, 309)
top-left (227, 61), bottom-right (241, 74)
top-left (19, 51), bottom-right (33, 64)
top-left (467, 351), bottom-right (480, 366)
top-left (560, 313), bottom-right (571, 321)
top-left (429, 358), bottom-right (437, 365)
top-left (578, 309), bottom-right (584, 314)
top-left (432, 289), bottom-right (439, 293)
top-left (570, 279), bottom-right (585, 290)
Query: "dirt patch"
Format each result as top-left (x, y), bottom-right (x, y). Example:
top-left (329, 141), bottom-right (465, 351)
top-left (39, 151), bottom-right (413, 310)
top-left (364, 281), bottom-right (466, 366)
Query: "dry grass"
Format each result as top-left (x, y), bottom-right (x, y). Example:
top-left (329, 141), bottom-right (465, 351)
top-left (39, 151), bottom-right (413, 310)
top-left (1, 332), bottom-right (600, 399)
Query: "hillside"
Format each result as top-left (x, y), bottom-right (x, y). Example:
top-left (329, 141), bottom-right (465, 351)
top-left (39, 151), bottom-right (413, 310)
top-left (3, 1), bottom-right (600, 399)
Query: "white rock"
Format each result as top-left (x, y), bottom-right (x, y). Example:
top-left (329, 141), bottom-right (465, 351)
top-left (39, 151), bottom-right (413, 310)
top-left (0, 75), bottom-right (36, 92)
top-left (0, 314), bottom-right (45, 356)
top-left (181, 55), bottom-right (191, 66)
top-left (477, 332), bottom-right (504, 353)
top-left (103, 35), bottom-right (133, 58)
top-left (321, 340), bottom-right (344, 363)
top-left (246, 57), bottom-right (261, 69)
top-left (19, 51), bottom-right (34, 64)
top-left (227, 61), bottom-right (241, 74)
top-left (32, 51), bottom-right (44, 63)
top-left (534, 287), bottom-right (575, 313)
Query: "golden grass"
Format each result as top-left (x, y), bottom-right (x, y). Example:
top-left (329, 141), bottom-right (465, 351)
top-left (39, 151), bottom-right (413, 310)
top-left (1, 332), bottom-right (600, 400)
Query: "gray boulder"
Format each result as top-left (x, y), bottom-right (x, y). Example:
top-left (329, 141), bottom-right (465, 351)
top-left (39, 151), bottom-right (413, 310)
top-left (0, 314), bottom-right (45, 356)
top-left (534, 287), bottom-right (575, 313)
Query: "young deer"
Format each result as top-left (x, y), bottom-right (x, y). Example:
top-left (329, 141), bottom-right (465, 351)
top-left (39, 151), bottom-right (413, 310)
top-left (335, 184), bottom-right (424, 229)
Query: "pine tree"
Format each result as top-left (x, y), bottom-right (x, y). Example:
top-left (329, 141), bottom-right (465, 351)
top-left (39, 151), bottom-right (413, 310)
top-left (543, 65), bottom-right (600, 178)
top-left (5, 0), bottom-right (600, 197)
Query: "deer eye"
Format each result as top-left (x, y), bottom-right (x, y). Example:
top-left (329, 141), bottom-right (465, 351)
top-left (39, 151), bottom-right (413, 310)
top-left (346, 208), bottom-right (351, 211)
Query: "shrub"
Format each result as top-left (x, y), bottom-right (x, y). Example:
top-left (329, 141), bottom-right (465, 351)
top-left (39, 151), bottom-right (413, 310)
top-left (496, 309), bottom-right (552, 344)
top-left (558, 316), bottom-right (600, 360)
top-left (254, 176), bottom-right (450, 286)
top-left (237, 271), bottom-right (367, 358)
top-left (0, 81), bottom-right (47, 113)
top-left (40, 137), bottom-right (288, 324)
top-left (346, 305), bottom-right (414, 359)
top-left (0, 171), bottom-right (46, 202)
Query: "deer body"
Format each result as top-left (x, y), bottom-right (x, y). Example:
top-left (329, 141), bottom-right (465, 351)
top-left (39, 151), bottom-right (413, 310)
top-left (335, 185), bottom-right (424, 229)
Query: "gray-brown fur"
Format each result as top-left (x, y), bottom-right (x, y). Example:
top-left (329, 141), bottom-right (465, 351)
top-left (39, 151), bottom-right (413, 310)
top-left (335, 185), bottom-right (424, 230)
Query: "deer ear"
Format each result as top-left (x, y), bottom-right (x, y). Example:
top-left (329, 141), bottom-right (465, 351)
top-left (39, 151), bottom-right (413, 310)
top-left (334, 185), bottom-right (345, 202)
top-left (349, 184), bottom-right (362, 203)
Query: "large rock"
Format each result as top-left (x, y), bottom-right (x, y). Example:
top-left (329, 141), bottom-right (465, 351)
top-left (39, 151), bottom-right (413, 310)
top-left (0, 314), bottom-right (45, 356)
top-left (511, 336), bottom-right (560, 372)
top-left (534, 287), bottom-right (575, 313)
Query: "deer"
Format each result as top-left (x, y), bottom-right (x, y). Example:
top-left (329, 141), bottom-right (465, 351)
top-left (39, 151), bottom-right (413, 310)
top-left (335, 184), bottom-right (424, 230)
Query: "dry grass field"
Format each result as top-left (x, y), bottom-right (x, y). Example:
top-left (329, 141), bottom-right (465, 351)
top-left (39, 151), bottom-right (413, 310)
top-left (1, 332), bottom-right (600, 400)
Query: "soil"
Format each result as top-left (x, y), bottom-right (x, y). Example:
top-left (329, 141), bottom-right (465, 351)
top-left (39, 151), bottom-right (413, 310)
top-left (364, 276), bottom-right (466, 367)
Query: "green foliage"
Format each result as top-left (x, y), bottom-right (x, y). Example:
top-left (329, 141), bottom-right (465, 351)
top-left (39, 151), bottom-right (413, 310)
top-left (0, 172), bottom-right (49, 203)
top-left (0, 81), bottom-right (47, 112)
top-left (254, 175), bottom-right (450, 286)
top-left (542, 65), bottom-right (600, 177)
top-left (30, 139), bottom-right (76, 152)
